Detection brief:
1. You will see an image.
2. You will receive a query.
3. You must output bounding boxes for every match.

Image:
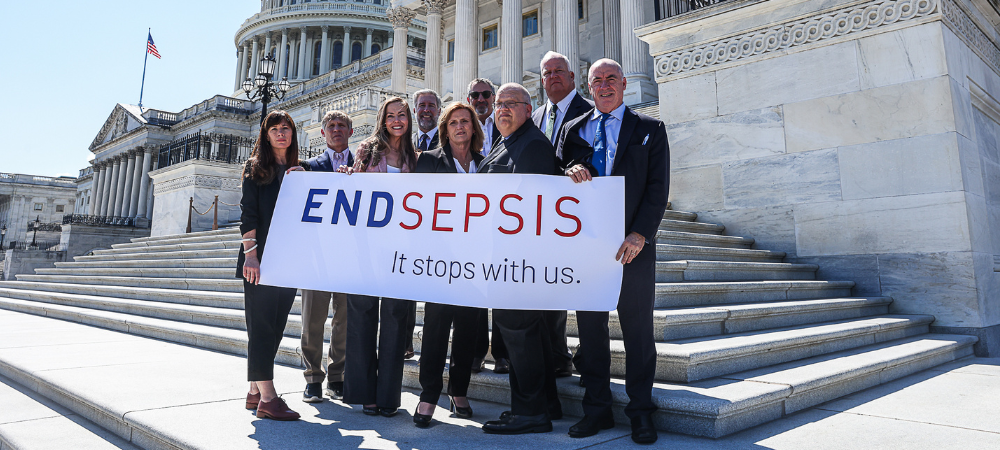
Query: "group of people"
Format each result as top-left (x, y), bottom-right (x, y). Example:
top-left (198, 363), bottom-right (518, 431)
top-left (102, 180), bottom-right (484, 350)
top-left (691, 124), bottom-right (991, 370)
top-left (237, 51), bottom-right (669, 445)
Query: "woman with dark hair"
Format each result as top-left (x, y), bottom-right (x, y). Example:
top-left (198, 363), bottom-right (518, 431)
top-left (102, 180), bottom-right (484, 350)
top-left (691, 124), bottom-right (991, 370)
top-left (239, 110), bottom-right (301, 421)
top-left (412, 102), bottom-right (485, 428)
top-left (339, 97), bottom-right (418, 417)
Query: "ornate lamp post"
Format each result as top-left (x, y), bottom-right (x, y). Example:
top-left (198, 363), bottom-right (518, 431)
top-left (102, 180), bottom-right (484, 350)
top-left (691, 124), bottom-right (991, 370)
top-left (242, 54), bottom-right (291, 126)
top-left (29, 216), bottom-right (40, 249)
top-left (0, 224), bottom-right (6, 250)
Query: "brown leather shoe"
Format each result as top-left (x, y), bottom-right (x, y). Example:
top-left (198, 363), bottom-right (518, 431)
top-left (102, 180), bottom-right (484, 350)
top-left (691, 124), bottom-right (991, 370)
top-left (256, 397), bottom-right (300, 421)
top-left (246, 391), bottom-right (260, 410)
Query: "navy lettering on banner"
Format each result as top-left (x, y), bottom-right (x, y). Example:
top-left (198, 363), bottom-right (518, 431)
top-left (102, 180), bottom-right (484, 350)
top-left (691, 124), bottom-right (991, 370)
top-left (367, 191), bottom-right (394, 227)
top-left (301, 189), bottom-right (329, 223)
top-left (332, 190), bottom-right (363, 225)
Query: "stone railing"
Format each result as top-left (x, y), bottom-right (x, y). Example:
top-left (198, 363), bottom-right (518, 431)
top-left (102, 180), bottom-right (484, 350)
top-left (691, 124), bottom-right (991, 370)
top-left (78, 166), bottom-right (94, 179)
top-left (246, 0), bottom-right (426, 28)
top-left (156, 132), bottom-right (255, 170)
top-left (0, 173), bottom-right (77, 188)
top-left (278, 47), bottom-right (401, 102)
top-left (62, 214), bottom-right (136, 228)
top-left (317, 86), bottom-right (404, 116)
top-left (142, 96), bottom-right (252, 128)
top-left (143, 109), bottom-right (180, 127)
top-left (657, 0), bottom-right (731, 19)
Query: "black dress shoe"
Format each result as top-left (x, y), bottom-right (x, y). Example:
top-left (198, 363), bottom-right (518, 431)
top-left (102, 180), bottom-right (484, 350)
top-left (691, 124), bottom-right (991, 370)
top-left (555, 362), bottom-right (574, 378)
top-left (362, 405), bottom-right (379, 415)
top-left (325, 381), bottom-right (343, 400)
top-left (568, 411), bottom-right (615, 438)
top-left (482, 413), bottom-right (552, 434)
top-left (493, 358), bottom-right (510, 374)
top-left (630, 415), bottom-right (658, 444)
top-left (303, 382), bottom-right (323, 403)
top-left (471, 357), bottom-right (485, 373)
top-left (379, 407), bottom-right (398, 417)
top-left (450, 397), bottom-right (474, 419)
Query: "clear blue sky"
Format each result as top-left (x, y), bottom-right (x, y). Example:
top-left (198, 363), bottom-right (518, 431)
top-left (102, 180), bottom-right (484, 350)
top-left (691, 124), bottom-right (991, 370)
top-left (0, 1), bottom-right (260, 178)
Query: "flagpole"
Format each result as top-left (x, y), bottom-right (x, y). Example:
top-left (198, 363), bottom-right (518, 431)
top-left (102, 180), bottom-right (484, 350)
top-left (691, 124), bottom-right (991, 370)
top-left (139, 28), bottom-right (150, 110)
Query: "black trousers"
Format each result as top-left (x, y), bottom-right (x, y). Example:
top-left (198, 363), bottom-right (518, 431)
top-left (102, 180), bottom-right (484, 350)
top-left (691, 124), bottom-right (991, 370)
top-left (343, 295), bottom-right (412, 409)
top-left (543, 310), bottom-right (573, 369)
top-left (404, 301), bottom-right (417, 351)
top-left (418, 303), bottom-right (480, 404)
top-left (574, 246), bottom-right (657, 419)
top-left (493, 309), bottom-right (560, 417)
top-left (244, 281), bottom-right (296, 381)
top-left (474, 309), bottom-right (508, 360)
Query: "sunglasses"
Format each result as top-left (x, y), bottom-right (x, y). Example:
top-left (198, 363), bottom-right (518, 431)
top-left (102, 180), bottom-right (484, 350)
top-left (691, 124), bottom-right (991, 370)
top-left (468, 90), bottom-right (493, 100)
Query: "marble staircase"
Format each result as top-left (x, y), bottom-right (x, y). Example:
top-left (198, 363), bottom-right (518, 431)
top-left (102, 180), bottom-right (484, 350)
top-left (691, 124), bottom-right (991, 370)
top-left (0, 206), bottom-right (977, 440)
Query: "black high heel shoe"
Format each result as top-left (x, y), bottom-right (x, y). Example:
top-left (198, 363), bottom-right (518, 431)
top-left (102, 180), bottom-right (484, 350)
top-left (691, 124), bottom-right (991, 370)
top-left (413, 402), bottom-right (434, 428)
top-left (450, 397), bottom-right (474, 419)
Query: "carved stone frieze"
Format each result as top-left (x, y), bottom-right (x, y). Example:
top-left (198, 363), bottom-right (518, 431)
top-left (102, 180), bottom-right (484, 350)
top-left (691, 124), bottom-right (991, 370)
top-left (654, 0), bottom-right (939, 79)
top-left (940, 0), bottom-right (1000, 77)
top-left (154, 174), bottom-right (242, 195)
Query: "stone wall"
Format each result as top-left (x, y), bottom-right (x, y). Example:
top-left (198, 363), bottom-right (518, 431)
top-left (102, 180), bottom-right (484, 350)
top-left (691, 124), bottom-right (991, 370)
top-left (638, 0), bottom-right (1000, 353)
top-left (2, 249), bottom-right (65, 281)
top-left (149, 160), bottom-right (243, 237)
top-left (59, 224), bottom-right (151, 258)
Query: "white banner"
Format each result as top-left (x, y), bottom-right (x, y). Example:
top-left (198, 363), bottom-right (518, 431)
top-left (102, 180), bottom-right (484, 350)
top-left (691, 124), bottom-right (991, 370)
top-left (259, 172), bottom-right (624, 311)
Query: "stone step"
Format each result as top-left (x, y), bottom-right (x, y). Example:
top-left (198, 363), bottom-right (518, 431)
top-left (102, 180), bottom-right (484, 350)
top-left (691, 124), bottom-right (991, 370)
top-left (54, 257), bottom-right (238, 269)
top-left (654, 230), bottom-right (754, 249)
top-left (115, 232), bottom-right (242, 249)
top-left (653, 280), bottom-right (854, 308)
top-left (73, 248), bottom-right (237, 262)
top-left (656, 260), bottom-right (817, 282)
top-left (0, 373), bottom-right (141, 450)
top-left (657, 244), bottom-right (785, 262)
top-left (90, 240), bottom-right (242, 256)
top-left (13, 275), bottom-right (243, 293)
top-left (33, 267), bottom-right (236, 280)
top-left (0, 305), bottom-right (975, 439)
top-left (0, 281), bottom-right (275, 313)
top-left (662, 210), bottom-right (697, 222)
top-left (128, 227), bottom-right (241, 243)
top-left (657, 219), bottom-right (725, 235)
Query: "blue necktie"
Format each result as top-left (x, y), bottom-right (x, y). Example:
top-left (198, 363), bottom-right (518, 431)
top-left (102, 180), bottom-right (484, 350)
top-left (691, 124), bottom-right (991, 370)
top-left (591, 113), bottom-right (610, 177)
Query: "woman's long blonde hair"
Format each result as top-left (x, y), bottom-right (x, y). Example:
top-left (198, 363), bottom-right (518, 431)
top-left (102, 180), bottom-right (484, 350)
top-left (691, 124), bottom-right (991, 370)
top-left (354, 97), bottom-right (417, 171)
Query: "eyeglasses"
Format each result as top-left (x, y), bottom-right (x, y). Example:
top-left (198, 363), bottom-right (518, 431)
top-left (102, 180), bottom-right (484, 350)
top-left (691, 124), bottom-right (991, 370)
top-left (468, 90), bottom-right (493, 100)
top-left (495, 101), bottom-right (529, 110)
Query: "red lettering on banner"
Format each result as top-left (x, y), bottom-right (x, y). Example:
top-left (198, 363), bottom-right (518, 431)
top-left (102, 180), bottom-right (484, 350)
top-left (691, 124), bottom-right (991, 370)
top-left (535, 195), bottom-right (543, 236)
top-left (432, 193), bottom-right (456, 232)
top-left (554, 196), bottom-right (582, 237)
top-left (400, 192), bottom-right (423, 230)
top-left (498, 194), bottom-right (523, 235)
top-left (465, 193), bottom-right (490, 232)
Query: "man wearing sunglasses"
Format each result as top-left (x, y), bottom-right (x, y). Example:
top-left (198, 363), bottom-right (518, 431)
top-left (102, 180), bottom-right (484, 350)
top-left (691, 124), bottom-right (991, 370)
top-left (466, 78), bottom-right (502, 156)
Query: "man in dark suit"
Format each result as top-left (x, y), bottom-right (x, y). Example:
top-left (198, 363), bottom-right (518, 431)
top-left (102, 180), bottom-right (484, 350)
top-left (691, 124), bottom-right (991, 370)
top-left (480, 83), bottom-right (561, 435)
top-left (297, 110), bottom-right (355, 403)
top-left (530, 51), bottom-right (595, 379)
top-left (555, 58), bottom-right (669, 444)
top-left (412, 89), bottom-right (441, 152)
top-left (467, 78), bottom-right (502, 157)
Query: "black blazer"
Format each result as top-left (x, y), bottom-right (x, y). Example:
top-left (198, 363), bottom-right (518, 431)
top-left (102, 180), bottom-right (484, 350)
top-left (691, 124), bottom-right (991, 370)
top-left (555, 106), bottom-right (669, 242)
top-left (236, 165), bottom-right (284, 278)
top-left (300, 149), bottom-right (354, 173)
top-left (415, 143), bottom-right (486, 174)
top-left (413, 130), bottom-right (440, 153)
top-left (479, 120), bottom-right (555, 175)
top-left (531, 92), bottom-right (594, 143)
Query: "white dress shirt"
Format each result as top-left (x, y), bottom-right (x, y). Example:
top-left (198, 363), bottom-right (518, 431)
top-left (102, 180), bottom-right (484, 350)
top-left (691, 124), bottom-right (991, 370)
top-left (577, 103), bottom-right (626, 176)
top-left (540, 90), bottom-right (579, 144)
top-left (454, 158), bottom-right (477, 174)
top-left (480, 114), bottom-right (496, 156)
top-left (323, 146), bottom-right (351, 170)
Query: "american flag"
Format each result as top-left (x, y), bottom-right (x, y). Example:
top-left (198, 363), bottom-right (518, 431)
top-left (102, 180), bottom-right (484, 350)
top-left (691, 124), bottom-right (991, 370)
top-left (146, 33), bottom-right (161, 59)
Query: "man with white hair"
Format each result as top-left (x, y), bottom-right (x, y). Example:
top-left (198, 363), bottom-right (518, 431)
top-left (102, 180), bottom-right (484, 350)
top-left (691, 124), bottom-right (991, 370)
top-left (556, 58), bottom-right (669, 444)
top-left (412, 89), bottom-right (441, 152)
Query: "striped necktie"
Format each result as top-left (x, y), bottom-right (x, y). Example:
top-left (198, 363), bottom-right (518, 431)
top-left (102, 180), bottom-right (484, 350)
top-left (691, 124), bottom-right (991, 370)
top-left (544, 104), bottom-right (557, 142)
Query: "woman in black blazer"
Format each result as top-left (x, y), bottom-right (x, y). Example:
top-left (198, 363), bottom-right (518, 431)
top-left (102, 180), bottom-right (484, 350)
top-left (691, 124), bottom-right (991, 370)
top-left (239, 110), bottom-right (301, 421)
top-left (412, 102), bottom-right (486, 428)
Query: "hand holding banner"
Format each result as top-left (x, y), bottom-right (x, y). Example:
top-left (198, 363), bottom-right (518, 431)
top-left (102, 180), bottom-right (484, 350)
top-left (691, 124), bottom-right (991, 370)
top-left (259, 172), bottom-right (625, 311)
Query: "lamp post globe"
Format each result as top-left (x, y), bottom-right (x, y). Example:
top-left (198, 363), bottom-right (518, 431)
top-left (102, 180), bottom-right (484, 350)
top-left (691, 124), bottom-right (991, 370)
top-left (242, 53), bottom-right (288, 126)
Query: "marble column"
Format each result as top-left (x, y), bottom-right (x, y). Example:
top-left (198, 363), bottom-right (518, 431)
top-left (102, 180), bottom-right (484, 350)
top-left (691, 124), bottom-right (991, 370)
top-left (453, 0), bottom-right (477, 98)
top-left (342, 26), bottom-right (353, 66)
top-left (135, 150), bottom-right (153, 219)
top-left (263, 33), bottom-right (273, 60)
top-left (128, 151), bottom-right (144, 217)
top-left (99, 163), bottom-right (112, 217)
top-left (121, 152), bottom-right (137, 218)
top-left (89, 165), bottom-right (104, 215)
top-left (364, 28), bottom-right (374, 58)
top-left (113, 157), bottom-right (129, 217)
top-left (250, 38), bottom-right (260, 79)
top-left (319, 26), bottom-right (330, 73)
top-left (234, 45), bottom-right (247, 91)
top-left (423, 1), bottom-right (445, 91)
top-left (620, 0), bottom-right (655, 103)
top-left (278, 29), bottom-right (289, 79)
top-left (145, 183), bottom-right (154, 222)
top-left (602, 0), bottom-right (621, 63)
top-left (297, 27), bottom-right (308, 80)
top-left (556, 0), bottom-right (580, 81)
top-left (388, 7), bottom-right (415, 93)
top-left (501, 0), bottom-right (523, 84)
top-left (289, 36), bottom-right (299, 78)
top-left (103, 158), bottom-right (120, 217)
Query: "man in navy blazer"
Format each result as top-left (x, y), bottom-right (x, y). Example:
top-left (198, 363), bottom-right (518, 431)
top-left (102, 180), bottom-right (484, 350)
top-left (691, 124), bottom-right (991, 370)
top-left (555, 59), bottom-right (669, 444)
top-left (297, 110), bottom-right (355, 404)
top-left (530, 51), bottom-right (595, 379)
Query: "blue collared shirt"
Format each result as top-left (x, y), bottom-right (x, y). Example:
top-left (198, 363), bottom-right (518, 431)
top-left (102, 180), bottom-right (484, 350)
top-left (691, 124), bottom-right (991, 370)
top-left (577, 103), bottom-right (626, 176)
